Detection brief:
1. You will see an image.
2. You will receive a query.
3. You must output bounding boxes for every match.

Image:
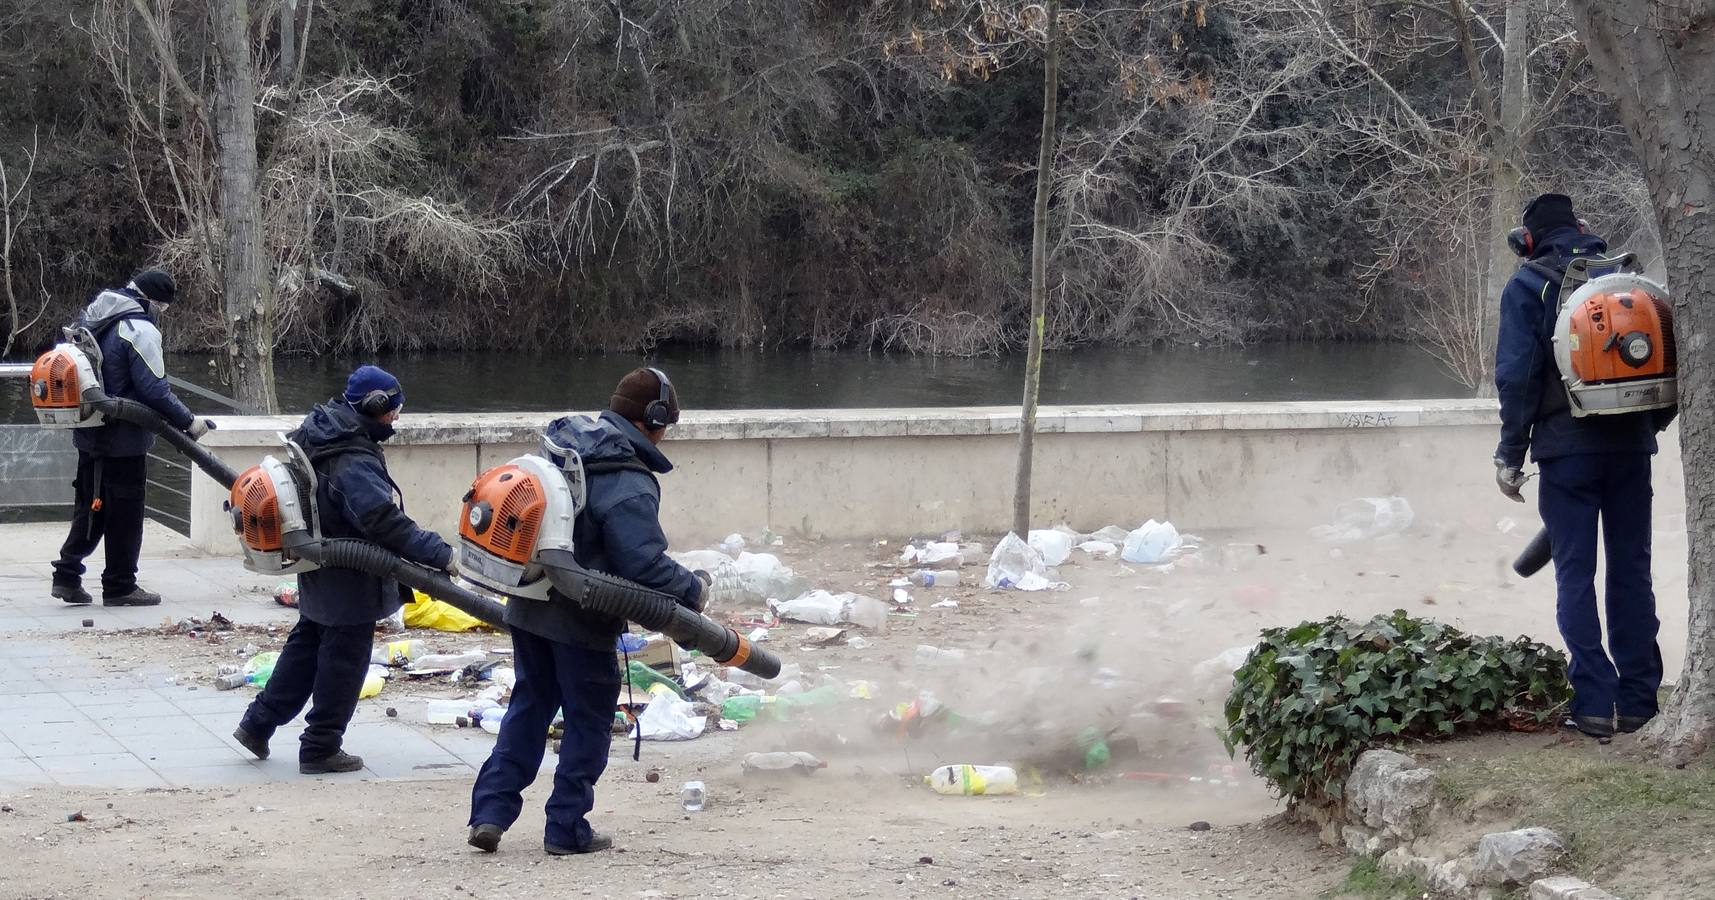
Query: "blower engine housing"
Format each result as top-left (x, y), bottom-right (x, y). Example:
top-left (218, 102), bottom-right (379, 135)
top-left (29, 328), bottom-right (106, 427)
top-left (1551, 258), bottom-right (1676, 417)
top-left (227, 439), bottom-right (320, 575)
top-left (457, 453), bottom-right (579, 600)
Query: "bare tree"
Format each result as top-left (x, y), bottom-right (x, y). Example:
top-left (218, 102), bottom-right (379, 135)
top-left (1, 134), bottom-right (49, 359)
top-left (1014, 0), bottom-right (1061, 537)
top-left (1285, 0), bottom-right (1599, 389)
top-left (1568, 0), bottom-right (1715, 763)
top-left (210, 0), bottom-right (276, 410)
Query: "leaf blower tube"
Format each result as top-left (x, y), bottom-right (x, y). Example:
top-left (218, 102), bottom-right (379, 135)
top-left (1514, 527), bottom-right (1552, 578)
top-left (90, 394), bottom-right (240, 489)
top-left (537, 547), bottom-right (782, 679)
top-left (280, 531), bottom-right (511, 629)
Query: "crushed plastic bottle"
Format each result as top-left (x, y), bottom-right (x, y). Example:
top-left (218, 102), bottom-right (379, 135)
top-left (925, 764), bottom-right (1019, 796)
top-left (408, 650), bottom-right (487, 672)
top-left (741, 751), bottom-right (825, 775)
top-left (908, 570), bottom-right (961, 588)
top-left (680, 780), bottom-right (706, 812)
top-left (359, 665), bottom-right (388, 699)
top-left (425, 698), bottom-right (471, 725)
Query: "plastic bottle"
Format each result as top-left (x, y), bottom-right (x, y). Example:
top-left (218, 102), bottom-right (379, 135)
top-left (358, 665), bottom-right (388, 699)
top-left (625, 661), bottom-right (686, 699)
top-left (914, 645), bottom-right (968, 666)
top-left (908, 570), bottom-right (961, 588)
top-left (680, 780), bottom-right (706, 812)
top-left (214, 672), bottom-right (252, 691)
top-left (371, 639), bottom-right (426, 666)
top-left (410, 650), bottom-right (487, 671)
top-left (741, 751), bottom-right (825, 775)
top-left (721, 694), bottom-right (763, 723)
top-left (925, 764), bottom-right (1019, 796)
top-left (425, 699), bottom-right (471, 725)
top-left (473, 705), bottom-right (506, 734)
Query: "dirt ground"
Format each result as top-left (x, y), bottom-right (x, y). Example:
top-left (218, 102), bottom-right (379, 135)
top-left (0, 514), bottom-right (1683, 899)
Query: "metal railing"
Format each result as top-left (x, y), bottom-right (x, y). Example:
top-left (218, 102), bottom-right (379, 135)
top-left (2, 364), bottom-right (251, 535)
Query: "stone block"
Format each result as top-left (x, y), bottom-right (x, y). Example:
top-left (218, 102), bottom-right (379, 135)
top-left (1529, 875), bottom-right (1619, 900)
top-left (1346, 749), bottom-right (1437, 841)
top-left (1473, 827), bottom-right (1568, 887)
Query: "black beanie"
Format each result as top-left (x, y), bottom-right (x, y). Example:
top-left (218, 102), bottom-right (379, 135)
top-left (130, 269), bottom-right (177, 306)
top-left (1522, 194), bottom-right (1579, 237)
top-left (609, 367), bottom-right (680, 426)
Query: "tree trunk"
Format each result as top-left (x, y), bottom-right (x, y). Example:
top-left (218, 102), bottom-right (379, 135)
top-left (278, 0), bottom-right (298, 86)
top-left (1479, 0), bottom-right (1529, 395)
top-left (1570, 0), bottom-right (1715, 762)
top-left (1012, 0), bottom-right (1060, 538)
top-left (211, 0), bottom-right (278, 412)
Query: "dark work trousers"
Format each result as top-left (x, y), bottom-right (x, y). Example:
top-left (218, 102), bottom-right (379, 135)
top-left (239, 617), bottom-right (375, 762)
top-left (1538, 452), bottom-right (1663, 720)
top-left (469, 629), bottom-right (621, 850)
top-left (52, 452), bottom-right (148, 599)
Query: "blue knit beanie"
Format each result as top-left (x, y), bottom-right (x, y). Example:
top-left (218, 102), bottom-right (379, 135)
top-left (343, 365), bottom-right (404, 413)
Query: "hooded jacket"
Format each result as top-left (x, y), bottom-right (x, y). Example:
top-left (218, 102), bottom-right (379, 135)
top-left (72, 289), bottom-right (195, 457)
top-left (504, 410), bottom-right (703, 650)
top-left (289, 399), bottom-right (453, 627)
top-left (1493, 228), bottom-right (1674, 468)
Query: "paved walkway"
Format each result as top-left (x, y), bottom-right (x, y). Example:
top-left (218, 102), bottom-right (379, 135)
top-left (0, 522), bottom-right (509, 790)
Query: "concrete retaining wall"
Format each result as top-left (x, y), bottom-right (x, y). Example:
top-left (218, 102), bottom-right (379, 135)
top-left (186, 401), bottom-right (1686, 553)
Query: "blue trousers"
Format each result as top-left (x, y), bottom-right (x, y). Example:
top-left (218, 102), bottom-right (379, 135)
top-left (469, 628), bottom-right (621, 850)
top-left (239, 617), bottom-right (373, 761)
top-left (1538, 453), bottom-right (1663, 719)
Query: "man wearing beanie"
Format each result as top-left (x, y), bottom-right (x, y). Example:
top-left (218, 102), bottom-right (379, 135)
top-left (51, 268), bottom-right (214, 608)
top-left (233, 365), bottom-right (455, 774)
top-left (468, 366), bottom-right (705, 856)
top-left (1493, 194), bottom-right (1675, 740)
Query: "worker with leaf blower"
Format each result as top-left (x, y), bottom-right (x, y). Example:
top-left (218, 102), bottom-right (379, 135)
top-left (1493, 193), bottom-right (1676, 740)
top-left (467, 367), bottom-right (707, 856)
top-left (50, 269), bottom-right (215, 609)
top-left (233, 365), bottom-right (456, 775)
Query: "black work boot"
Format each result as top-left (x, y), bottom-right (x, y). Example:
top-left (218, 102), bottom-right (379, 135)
top-left (1564, 714), bottom-right (1616, 741)
top-left (469, 823), bottom-right (504, 853)
top-left (232, 726), bottom-right (270, 760)
top-left (1616, 715), bottom-right (1654, 734)
top-left (103, 588), bottom-right (161, 607)
top-left (545, 833), bottom-right (613, 855)
top-left (300, 750), bottom-right (364, 775)
top-left (52, 583), bottom-right (93, 605)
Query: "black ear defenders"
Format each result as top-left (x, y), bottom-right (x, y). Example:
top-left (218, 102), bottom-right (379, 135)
top-left (355, 386), bottom-right (400, 418)
top-left (643, 367), bottom-right (677, 430)
top-left (1509, 217), bottom-right (1590, 258)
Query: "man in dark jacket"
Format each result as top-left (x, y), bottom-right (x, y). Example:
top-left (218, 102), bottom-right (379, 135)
top-left (50, 270), bottom-right (213, 607)
top-left (467, 367), bottom-right (704, 855)
top-left (1494, 193), bottom-right (1674, 739)
top-left (233, 365), bottom-right (454, 774)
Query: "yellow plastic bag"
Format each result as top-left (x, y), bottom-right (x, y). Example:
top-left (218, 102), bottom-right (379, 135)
top-left (404, 589), bottom-right (502, 632)
top-left (359, 666), bottom-right (386, 699)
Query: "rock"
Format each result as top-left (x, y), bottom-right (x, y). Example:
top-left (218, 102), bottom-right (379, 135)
top-left (1428, 857), bottom-right (1476, 895)
top-left (1341, 825), bottom-right (1386, 856)
top-left (1345, 749), bottom-right (1436, 841)
top-left (1377, 846), bottom-right (1423, 880)
top-left (1473, 827), bottom-right (1568, 886)
top-left (1529, 875), bottom-right (1619, 900)
top-left (1188, 821), bottom-right (1212, 832)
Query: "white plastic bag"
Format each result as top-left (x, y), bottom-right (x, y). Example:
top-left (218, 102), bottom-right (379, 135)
top-left (773, 591), bottom-right (846, 625)
top-left (631, 692), bottom-right (707, 741)
top-left (1014, 571), bottom-right (1070, 592)
top-left (1121, 519), bottom-right (1182, 564)
top-left (1027, 530), bottom-right (1075, 567)
top-left (920, 542), bottom-right (963, 565)
top-left (1310, 497), bottom-right (1415, 544)
top-left (1078, 540), bottom-right (1117, 560)
top-left (984, 533), bottom-right (1047, 589)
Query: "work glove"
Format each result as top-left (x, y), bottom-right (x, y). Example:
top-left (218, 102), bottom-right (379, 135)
top-left (1494, 458), bottom-right (1527, 503)
top-left (688, 571), bottom-right (712, 613)
top-left (445, 558), bottom-right (462, 580)
top-left (186, 418), bottom-right (216, 440)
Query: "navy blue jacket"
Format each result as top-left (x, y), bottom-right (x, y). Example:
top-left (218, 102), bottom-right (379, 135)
top-left (290, 400), bottom-right (453, 627)
top-left (72, 289), bottom-right (195, 458)
top-left (1493, 228), bottom-right (1672, 468)
top-left (505, 410), bottom-right (703, 651)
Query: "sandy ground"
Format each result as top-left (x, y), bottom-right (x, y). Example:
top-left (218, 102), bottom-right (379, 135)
top-left (0, 513), bottom-right (1689, 899)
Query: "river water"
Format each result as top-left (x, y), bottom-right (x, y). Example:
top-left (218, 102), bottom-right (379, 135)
top-left (148, 342), bottom-right (1471, 415)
